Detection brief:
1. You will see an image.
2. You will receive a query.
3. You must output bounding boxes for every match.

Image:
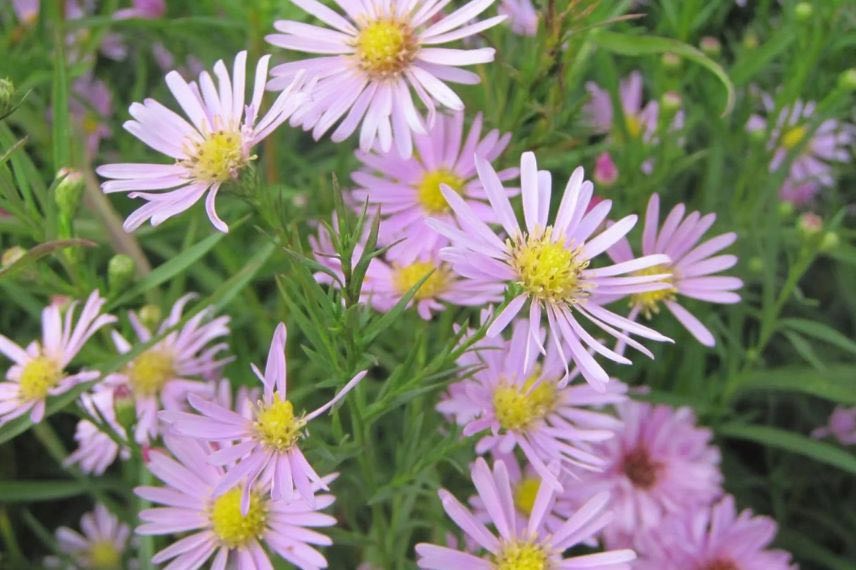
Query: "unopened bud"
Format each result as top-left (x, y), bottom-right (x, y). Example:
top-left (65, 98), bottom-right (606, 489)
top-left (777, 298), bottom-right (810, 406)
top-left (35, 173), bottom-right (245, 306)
top-left (838, 68), bottom-right (856, 91)
top-left (1, 246), bottom-right (26, 267)
top-left (819, 231), bottom-right (839, 252)
top-left (108, 254), bottom-right (135, 293)
top-left (747, 256), bottom-right (764, 274)
top-left (593, 152), bottom-right (618, 187)
top-left (660, 91), bottom-right (682, 117)
top-left (661, 52), bottom-right (681, 70)
top-left (700, 36), bottom-right (721, 57)
top-left (777, 200), bottom-right (795, 218)
top-left (113, 384), bottom-right (136, 434)
top-left (138, 304), bottom-right (162, 330)
top-left (794, 2), bottom-right (813, 22)
top-left (797, 212), bottom-right (823, 236)
top-left (743, 31), bottom-right (759, 50)
top-left (0, 77), bottom-right (14, 116)
top-left (54, 168), bottom-right (85, 219)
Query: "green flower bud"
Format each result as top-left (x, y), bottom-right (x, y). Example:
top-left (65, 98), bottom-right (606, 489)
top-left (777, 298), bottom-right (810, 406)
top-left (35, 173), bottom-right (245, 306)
top-left (819, 231), bottom-right (839, 252)
top-left (700, 36), bottom-right (721, 57)
top-left (113, 385), bottom-right (136, 435)
top-left (1, 246), bottom-right (26, 268)
top-left (742, 31), bottom-right (759, 50)
top-left (838, 68), bottom-right (856, 91)
top-left (777, 201), bottom-right (795, 218)
top-left (139, 304), bottom-right (162, 330)
top-left (661, 52), bottom-right (681, 71)
top-left (797, 212), bottom-right (823, 237)
top-left (54, 168), bottom-right (85, 220)
top-left (794, 2), bottom-right (813, 22)
top-left (660, 91), bottom-right (682, 119)
top-left (0, 77), bottom-right (14, 116)
top-left (108, 254), bottom-right (135, 293)
top-left (747, 256), bottom-right (764, 274)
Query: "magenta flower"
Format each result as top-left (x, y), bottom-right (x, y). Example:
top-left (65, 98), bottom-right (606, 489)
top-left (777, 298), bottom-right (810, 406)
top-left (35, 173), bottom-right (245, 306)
top-left (136, 435), bottom-right (337, 570)
top-left (748, 96), bottom-right (854, 206)
top-left (113, 0), bottom-right (166, 20)
top-left (606, 193), bottom-right (742, 347)
top-left (415, 457), bottom-right (636, 569)
top-left (812, 406), bottom-right (856, 445)
top-left (0, 291), bottom-right (115, 425)
top-left (163, 322), bottom-right (367, 509)
top-left (266, 0), bottom-right (506, 157)
top-left (499, 0), bottom-right (538, 36)
top-left (97, 51), bottom-right (309, 232)
top-left (430, 151), bottom-right (672, 387)
top-left (563, 401), bottom-right (723, 548)
top-left (594, 151), bottom-right (618, 186)
top-left (439, 320), bottom-right (627, 488)
top-left (51, 504), bottom-right (131, 569)
top-left (102, 294), bottom-right (231, 443)
top-left (635, 495), bottom-right (796, 570)
top-left (351, 111), bottom-right (517, 262)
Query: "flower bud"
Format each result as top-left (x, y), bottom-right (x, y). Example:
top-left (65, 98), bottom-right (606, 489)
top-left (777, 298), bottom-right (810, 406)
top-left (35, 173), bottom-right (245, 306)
top-left (838, 68), bottom-right (856, 91)
top-left (794, 2), bottom-right (813, 22)
top-left (0, 77), bottom-right (14, 116)
top-left (113, 384), bottom-right (136, 434)
top-left (1, 245), bottom-right (26, 268)
top-left (661, 52), bottom-right (681, 71)
top-left (777, 200), bottom-right (795, 218)
top-left (742, 31), bottom-right (759, 50)
top-left (700, 36), bottom-right (721, 57)
top-left (108, 254), bottom-right (135, 293)
top-left (54, 168), bottom-right (85, 220)
top-left (139, 304), bottom-right (162, 330)
top-left (819, 231), bottom-right (840, 252)
top-left (660, 91), bottom-right (682, 119)
top-left (593, 152), bottom-right (618, 187)
top-left (747, 256), bottom-right (764, 274)
top-left (797, 212), bottom-right (822, 236)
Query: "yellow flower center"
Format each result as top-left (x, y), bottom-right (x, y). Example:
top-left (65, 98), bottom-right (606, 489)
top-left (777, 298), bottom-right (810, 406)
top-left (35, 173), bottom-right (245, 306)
top-left (82, 114), bottom-right (101, 135)
top-left (210, 488), bottom-right (268, 549)
top-left (510, 228), bottom-right (589, 303)
top-left (187, 131), bottom-right (247, 183)
top-left (254, 395), bottom-right (305, 452)
top-left (630, 264), bottom-right (676, 318)
top-left (392, 261), bottom-right (450, 300)
top-left (417, 168), bottom-right (465, 214)
top-left (625, 114), bottom-right (643, 138)
top-left (18, 356), bottom-right (62, 401)
top-left (494, 540), bottom-right (549, 570)
top-left (513, 477), bottom-right (541, 516)
top-left (355, 19), bottom-right (418, 77)
top-left (781, 125), bottom-right (806, 150)
top-left (492, 375), bottom-right (556, 432)
top-left (128, 350), bottom-right (175, 397)
top-left (88, 539), bottom-right (121, 569)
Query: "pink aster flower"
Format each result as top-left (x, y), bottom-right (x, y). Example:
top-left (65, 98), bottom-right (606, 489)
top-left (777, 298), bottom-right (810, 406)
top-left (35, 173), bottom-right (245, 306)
top-left (0, 291), bottom-right (115, 425)
top-left (499, 0), bottom-right (538, 36)
top-left (415, 457), bottom-right (636, 569)
top-left (266, 0), bottom-right (506, 157)
top-left (635, 495), bottom-right (796, 570)
top-left (51, 504), bottom-right (131, 570)
top-left (96, 50), bottom-right (309, 232)
top-left (311, 221), bottom-right (502, 319)
top-left (162, 322), bottom-right (367, 509)
top-left (114, 0), bottom-right (166, 20)
top-left (563, 400), bottom-right (723, 548)
top-left (101, 294), bottom-right (231, 444)
top-left (65, 387), bottom-right (131, 475)
top-left (351, 111), bottom-right (517, 262)
top-left (748, 96), bottom-right (854, 206)
top-left (439, 319), bottom-right (627, 489)
top-left (70, 73), bottom-right (113, 158)
top-left (606, 192), bottom-right (742, 347)
top-left (812, 406), bottom-right (856, 445)
top-left (430, 151), bottom-right (673, 387)
top-left (136, 435), bottom-right (337, 570)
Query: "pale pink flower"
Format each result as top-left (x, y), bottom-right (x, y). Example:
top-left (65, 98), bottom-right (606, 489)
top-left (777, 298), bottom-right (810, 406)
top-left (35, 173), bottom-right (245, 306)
top-left (50, 504), bottom-right (131, 569)
top-left (563, 400), bottom-right (723, 548)
top-left (70, 73), bottom-right (113, 157)
top-left (136, 435), bottom-right (337, 570)
top-left (266, 0), bottom-right (506, 157)
top-left (812, 406), bottom-right (856, 445)
top-left (430, 151), bottom-right (673, 387)
top-left (415, 457), bottom-right (636, 569)
top-left (65, 387), bottom-right (131, 475)
top-left (635, 495), bottom-right (796, 570)
top-left (351, 111), bottom-right (517, 262)
top-left (499, 0), bottom-right (538, 36)
top-left (114, 0), bottom-right (166, 20)
top-left (101, 294), bottom-right (231, 444)
top-left (12, 0), bottom-right (39, 25)
top-left (97, 51), bottom-right (309, 232)
top-left (606, 193), bottom-right (741, 347)
top-left (0, 291), bottom-right (115, 425)
top-left (439, 319), bottom-right (627, 489)
top-left (162, 322), bottom-right (367, 510)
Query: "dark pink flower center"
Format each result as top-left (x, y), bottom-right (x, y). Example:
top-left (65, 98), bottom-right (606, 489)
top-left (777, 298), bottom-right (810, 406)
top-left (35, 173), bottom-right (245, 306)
top-left (622, 447), bottom-right (661, 489)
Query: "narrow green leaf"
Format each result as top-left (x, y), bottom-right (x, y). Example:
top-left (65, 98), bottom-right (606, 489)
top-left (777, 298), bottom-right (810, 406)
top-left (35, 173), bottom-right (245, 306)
top-left (50, 2), bottom-right (71, 170)
top-left (718, 423), bottom-right (856, 475)
top-left (780, 318), bottom-right (856, 357)
top-left (734, 365), bottom-right (856, 404)
top-left (0, 479), bottom-right (122, 502)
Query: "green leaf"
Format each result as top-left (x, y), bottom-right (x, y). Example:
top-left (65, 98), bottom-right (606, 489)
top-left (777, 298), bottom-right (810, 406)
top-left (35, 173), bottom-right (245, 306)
top-left (0, 238), bottom-right (97, 280)
top-left (591, 30), bottom-right (735, 116)
top-left (718, 423), bottom-right (856, 475)
top-left (780, 318), bottom-right (856, 357)
top-left (734, 365), bottom-right (856, 404)
top-left (729, 28), bottom-right (794, 86)
top-left (0, 381), bottom-right (96, 445)
top-left (0, 479), bottom-right (122, 503)
top-left (50, 2), bottom-right (70, 170)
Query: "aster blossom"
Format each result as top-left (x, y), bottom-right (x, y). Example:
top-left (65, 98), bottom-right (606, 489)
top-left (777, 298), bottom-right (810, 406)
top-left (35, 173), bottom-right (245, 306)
top-left (415, 457), bottom-right (636, 569)
top-left (430, 151), bottom-right (673, 387)
top-left (136, 435), bottom-right (337, 570)
top-left (562, 400), bottom-right (723, 548)
top-left (606, 192), bottom-right (742, 347)
top-left (49, 504), bottom-right (132, 569)
top-left (266, 0), bottom-right (506, 157)
top-left (64, 386), bottom-right (131, 475)
top-left (635, 495), bottom-right (796, 570)
top-left (811, 405), bottom-right (856, 445)
top-left (499, 0), bottom-right (538, 36)
top-left (0, 291), bottom-right (115, 425)
top-left (438, 320), bottom-right (627, 489)
top-left (96, 50), bottom-right (309, 232)
top-left (163, 322), bottom-right (367, 509)
top-left (101, 294), bottom-right (231, 443)
top-left (351, 111), bottom-right (518, 262)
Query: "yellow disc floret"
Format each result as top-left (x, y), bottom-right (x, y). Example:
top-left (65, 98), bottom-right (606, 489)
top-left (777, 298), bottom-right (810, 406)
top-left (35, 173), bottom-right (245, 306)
top-left (187, 131), bottom-right (247, 183)
top-left (494, 540), bottom-right (549, 570)
top-left (417, 168), bottom-right (465, 214)
top-left (629, 264), bottom-right (676, 318)
top-left (210, 488), bottom-right (268, 549)
top-left (254, 395), bottom-right (305, 452)
top-left (513, 477), bottom-right (541, 516)
top-left (781, 125), bottom-right (807, 150)
top-left (393, 261), bottom-right (450, 300)
top-left (18, 356), bottom-right (62, 401)
top-left (128, 350), bottom-right (175, 397)
top-left (87, 539), bottom-right (122, 569)
top-left (625, 114), bottom-right (643, 139)
top-left (492, 375), bottom-right (556, 432)
top-left (355, 19), bottom-right (418, 77)
top-left (510, 228), bottom-right (589, 303)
